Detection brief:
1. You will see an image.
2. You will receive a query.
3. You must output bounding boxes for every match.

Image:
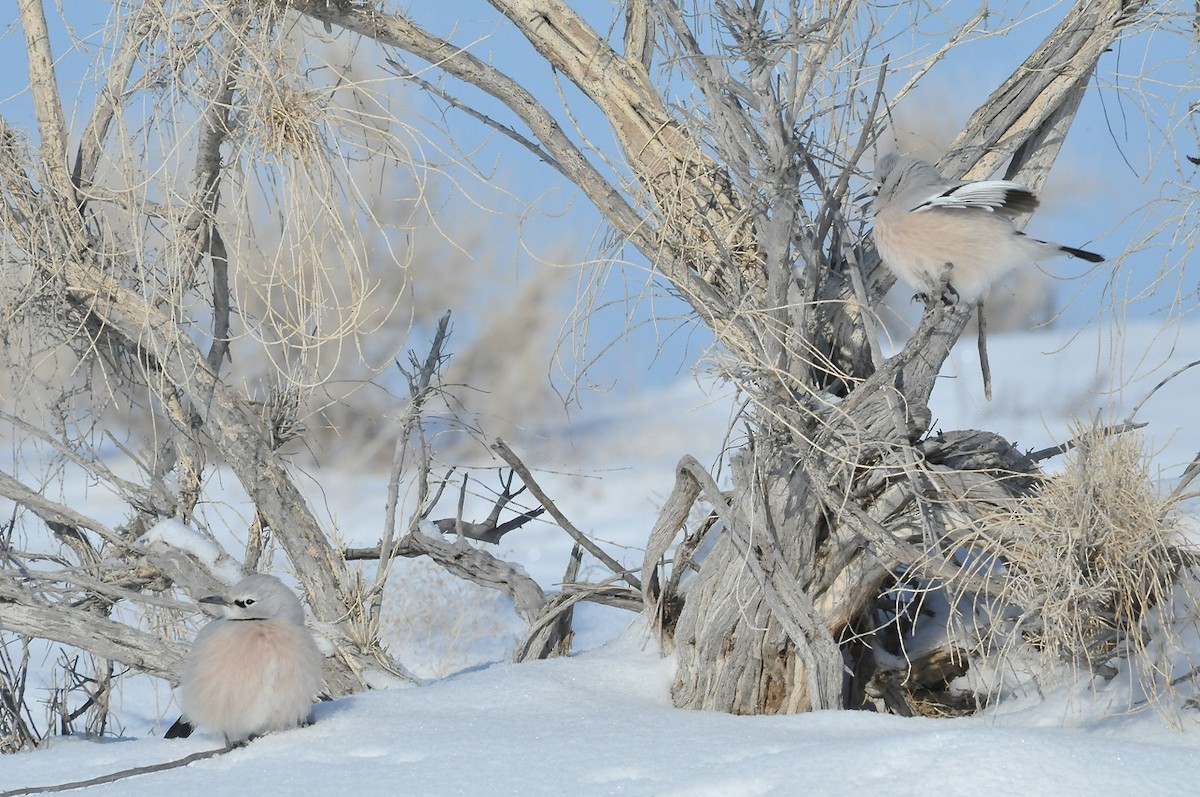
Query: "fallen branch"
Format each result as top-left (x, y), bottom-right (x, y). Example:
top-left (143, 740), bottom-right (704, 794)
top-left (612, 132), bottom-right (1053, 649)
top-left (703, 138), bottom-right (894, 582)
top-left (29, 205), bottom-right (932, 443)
top-left (0, 740), bottom-right (238, 797)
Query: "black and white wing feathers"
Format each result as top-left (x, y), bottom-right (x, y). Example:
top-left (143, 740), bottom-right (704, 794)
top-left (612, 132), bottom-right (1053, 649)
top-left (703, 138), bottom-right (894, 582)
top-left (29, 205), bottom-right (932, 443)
top-left (910, 180), bottom-right (1040, 215)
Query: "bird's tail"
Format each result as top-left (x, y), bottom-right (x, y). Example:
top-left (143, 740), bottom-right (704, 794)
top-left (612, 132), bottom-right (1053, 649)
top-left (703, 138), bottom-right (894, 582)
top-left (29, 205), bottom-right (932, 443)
top-left (1060, 245), bottom-right (1105, 263)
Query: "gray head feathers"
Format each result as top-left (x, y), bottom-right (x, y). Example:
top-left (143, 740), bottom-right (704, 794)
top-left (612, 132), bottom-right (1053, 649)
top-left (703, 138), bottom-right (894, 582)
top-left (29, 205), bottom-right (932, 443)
top-left (199, 573), bottom-right (308, 626)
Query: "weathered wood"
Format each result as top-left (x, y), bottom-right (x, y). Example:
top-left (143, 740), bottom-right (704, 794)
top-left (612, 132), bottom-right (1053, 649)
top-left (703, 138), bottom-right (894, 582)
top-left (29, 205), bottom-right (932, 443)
top-left (394, 525), bottom-right (548, 626)
top-left (0, 592), bottom-right (185, 682)
top-left (648, 1), bottom-right (1146, 715)
top-left (668, 437), bottom-right (843, 713)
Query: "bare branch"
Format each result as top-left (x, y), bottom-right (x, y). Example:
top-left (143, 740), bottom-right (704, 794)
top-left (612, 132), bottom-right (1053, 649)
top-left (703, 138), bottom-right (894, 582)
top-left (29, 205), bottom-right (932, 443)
top-left (1027, 421), bottom-right (1149, 463)
top-left (394, 524), bottom-right (547, 625)
top-left (0, 597), bottom-right (184, 683)
top-left (1128, 358), bottom-right (1200, 421)
top-left (491, 438), bottom-right (641, 591)
top-left (17, 0), bottom-right (74, 203)
top-left (943, 0), bottom-right (1148, 179)
top-left (72, 3), bottom-right (157, 190)
top-left (0, 470), bottom-right (123, 547)
top-left (0, 740), bottom-right (239, 797)
top-left (382, 311), bottom-right (453, 553)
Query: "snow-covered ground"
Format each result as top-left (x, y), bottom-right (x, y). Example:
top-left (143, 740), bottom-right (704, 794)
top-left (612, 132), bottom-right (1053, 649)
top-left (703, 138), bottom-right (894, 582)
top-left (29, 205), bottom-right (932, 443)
top-left (5, 318), bottom-right (1200, 796)
top-left (7, 621), bottom-right (1200, 797)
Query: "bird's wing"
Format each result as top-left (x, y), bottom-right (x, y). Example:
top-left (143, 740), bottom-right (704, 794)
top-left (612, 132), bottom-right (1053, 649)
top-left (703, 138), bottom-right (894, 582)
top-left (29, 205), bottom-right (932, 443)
top-left (910, 180), bottom-right (1039, 215)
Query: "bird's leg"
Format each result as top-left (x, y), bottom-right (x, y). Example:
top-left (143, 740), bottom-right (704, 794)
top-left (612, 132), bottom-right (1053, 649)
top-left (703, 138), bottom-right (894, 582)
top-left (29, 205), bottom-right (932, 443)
top-left (914, 263), bottom-right (958, 308)
top-left (935, 262), bottom-right (958, 306)
top-left (222, 733), bottom-right (251, 749)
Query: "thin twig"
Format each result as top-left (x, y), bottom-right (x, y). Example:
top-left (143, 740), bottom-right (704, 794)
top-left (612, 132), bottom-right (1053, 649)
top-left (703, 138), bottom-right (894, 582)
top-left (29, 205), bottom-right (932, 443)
top-left (384, 58), bottom-right (565, 174)
top-left (976, 301), bottom-right (992, 402)
top-left (378, 311), bottom-right (453, 598)
top-left (453, 472), bottom-right (470, 548)
top-left (205, 226), bottom-right (231, 373)
top-left (813, 58), bottom-right (888, 252)
top-left (1128, 359), bottom-right (1200, 421)
top-left (490, 438), bottom-right (641, 591)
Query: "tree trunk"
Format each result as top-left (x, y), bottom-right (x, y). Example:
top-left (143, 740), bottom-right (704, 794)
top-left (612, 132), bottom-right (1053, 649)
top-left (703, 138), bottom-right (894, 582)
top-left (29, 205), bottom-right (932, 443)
top-left (669, 433), bottom-right (842, 713)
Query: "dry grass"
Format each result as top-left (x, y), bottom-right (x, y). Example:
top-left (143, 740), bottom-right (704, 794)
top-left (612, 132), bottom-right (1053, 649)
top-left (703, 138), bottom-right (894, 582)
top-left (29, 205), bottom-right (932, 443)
top-left (243, 77), bottom-right (328, 166)
top-left (961, 417), bottom-right (1193, 704)
top-left (1009, 421), bottom-right (1177, 663)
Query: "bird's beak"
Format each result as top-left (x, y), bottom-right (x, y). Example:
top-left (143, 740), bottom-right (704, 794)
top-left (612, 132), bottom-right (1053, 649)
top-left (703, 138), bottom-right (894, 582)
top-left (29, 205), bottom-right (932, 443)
top-left (854, 189), bottom-right (875, 206)
top-left (199, 595), bottom-right (229, 607)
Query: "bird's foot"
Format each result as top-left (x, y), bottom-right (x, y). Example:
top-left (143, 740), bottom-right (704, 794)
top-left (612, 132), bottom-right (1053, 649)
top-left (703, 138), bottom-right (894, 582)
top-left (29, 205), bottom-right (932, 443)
top-left (934, 263), bottom-right (958, 305)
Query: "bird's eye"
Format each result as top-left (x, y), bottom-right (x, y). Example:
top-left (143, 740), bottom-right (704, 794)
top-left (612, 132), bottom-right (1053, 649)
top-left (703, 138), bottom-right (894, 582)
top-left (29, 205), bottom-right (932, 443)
top-left (236, 598), bottom-right (255, 608)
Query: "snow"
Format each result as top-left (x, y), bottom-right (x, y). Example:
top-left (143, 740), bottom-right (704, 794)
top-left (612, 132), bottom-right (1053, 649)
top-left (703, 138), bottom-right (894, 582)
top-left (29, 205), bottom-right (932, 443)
top-left (139, 519), bottom-right (245, 586)
top-left (5, 318), bottom-right (1200, 795)
top-left (928, 319), bottom-right (1200, 477)
top-left (6, 622), bottom-right (1200, 796)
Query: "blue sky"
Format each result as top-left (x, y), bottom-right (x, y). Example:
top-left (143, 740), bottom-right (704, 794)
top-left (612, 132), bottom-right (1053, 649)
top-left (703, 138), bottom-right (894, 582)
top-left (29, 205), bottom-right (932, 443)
top-left (2, 3), bottom-right (1196, 399)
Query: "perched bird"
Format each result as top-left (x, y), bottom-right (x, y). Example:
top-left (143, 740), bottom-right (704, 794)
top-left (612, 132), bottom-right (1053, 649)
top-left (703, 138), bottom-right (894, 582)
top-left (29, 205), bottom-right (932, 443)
top-left (870, 153), bottom-right (1104, 304)
top-left (174, 574), bottom-right (324, 742)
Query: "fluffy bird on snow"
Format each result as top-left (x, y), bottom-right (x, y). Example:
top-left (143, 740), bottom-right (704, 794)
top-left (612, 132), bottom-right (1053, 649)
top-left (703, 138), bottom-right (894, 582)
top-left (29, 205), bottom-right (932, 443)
top-left (171, 574), bottom-right (324, 742)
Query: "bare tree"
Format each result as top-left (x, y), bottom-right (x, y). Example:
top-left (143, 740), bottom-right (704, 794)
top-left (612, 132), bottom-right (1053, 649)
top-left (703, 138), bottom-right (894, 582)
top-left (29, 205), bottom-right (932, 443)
top-left (294, 0), bottom-right (1170, 714)
top-left (2, 0), bottom-right (1195, 737)
top-left (0, 0), bottom-right (580, 734)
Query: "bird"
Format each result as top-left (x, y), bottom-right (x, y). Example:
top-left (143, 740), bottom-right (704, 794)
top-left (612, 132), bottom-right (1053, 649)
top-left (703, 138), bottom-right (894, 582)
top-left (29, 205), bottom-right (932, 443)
top-left (172, 574), bottom-right (324, 742)
top-left (870, 153), bottom-right (1105, 304)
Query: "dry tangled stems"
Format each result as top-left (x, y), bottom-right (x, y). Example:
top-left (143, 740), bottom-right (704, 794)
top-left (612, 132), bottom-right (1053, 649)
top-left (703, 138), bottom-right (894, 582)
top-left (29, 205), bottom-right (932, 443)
top-left (0, 636), bottom-right (119, 753)
top-left (943, 419), bottom-right (1197, 709)
top-left (0, 637), bottom-right (39, 753)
